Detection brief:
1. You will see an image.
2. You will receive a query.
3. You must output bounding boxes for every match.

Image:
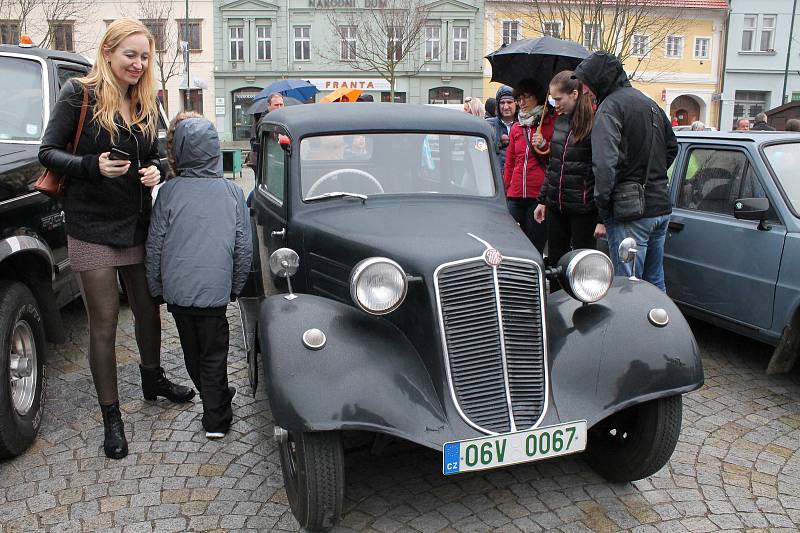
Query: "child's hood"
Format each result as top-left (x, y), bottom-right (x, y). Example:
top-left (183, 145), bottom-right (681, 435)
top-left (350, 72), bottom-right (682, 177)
top-left (173, 117), bottom-right (224, 179)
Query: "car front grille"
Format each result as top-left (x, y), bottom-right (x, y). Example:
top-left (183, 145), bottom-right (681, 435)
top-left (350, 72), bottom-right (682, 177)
top-left (436, 257), bottom-right (547, 434)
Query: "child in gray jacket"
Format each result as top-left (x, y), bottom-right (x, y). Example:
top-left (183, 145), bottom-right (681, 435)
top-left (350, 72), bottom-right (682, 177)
top-left (146, 112), bottom-right (252, 438)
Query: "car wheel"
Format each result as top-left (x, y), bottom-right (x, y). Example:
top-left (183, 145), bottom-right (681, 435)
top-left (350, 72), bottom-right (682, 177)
top-left (0, 281), bottom-right (46, 459)
top-left (585, 395), bottom-right (682, 482)
top-left (278, 430), bottom-right (345, 532)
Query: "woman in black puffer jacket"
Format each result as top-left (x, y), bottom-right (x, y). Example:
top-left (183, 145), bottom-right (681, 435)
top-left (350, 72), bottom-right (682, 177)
top-left (534, 70), bottom-right (605, 266)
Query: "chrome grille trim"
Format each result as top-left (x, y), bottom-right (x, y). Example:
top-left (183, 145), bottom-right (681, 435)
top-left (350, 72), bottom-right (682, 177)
top-left (434, 253), bottom-right (549, 435)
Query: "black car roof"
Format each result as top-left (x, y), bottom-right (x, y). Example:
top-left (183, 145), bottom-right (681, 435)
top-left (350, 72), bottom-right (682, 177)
top-left (676, 131), bottom-right (800, 144)
top-left (0, 44), bottom-right (91, 66)
top-left (260, 103), bottom-right (494, 138)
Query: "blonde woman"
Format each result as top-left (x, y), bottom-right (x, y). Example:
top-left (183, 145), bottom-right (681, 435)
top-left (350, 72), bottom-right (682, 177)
top-left (39, 18), bottom-right (194, 460)
top-left (463, 96), bottom-right (485, 118)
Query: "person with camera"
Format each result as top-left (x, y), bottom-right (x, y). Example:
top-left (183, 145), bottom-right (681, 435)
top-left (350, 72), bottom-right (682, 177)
top-left (486, 86), bottom-right (517, 176)
top-left (39, 18), bottom-right (194, 460)
top-left (572, 51), bottom-right (677, 291)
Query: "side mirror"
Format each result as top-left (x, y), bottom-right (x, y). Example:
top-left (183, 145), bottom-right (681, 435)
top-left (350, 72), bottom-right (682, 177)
top-left (734, 197), bottom-right (772, 230)
top-left (733, 197), bottom-right (769, 221)
top-left (269, 248), bottom-right (300, 300)
top-left (617, 237), bottom-right (639, 281)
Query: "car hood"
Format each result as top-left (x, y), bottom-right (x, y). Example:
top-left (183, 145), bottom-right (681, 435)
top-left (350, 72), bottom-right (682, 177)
top-left (296, 197), bottom-right (542, 282)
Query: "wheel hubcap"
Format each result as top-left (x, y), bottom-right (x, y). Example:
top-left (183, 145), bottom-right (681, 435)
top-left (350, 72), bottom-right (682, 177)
top-left (9, 320), bottom-right (37, 416)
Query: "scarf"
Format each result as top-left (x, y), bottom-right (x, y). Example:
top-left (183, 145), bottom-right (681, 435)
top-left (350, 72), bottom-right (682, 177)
top-left (518, 105), bottom-right (545, 127)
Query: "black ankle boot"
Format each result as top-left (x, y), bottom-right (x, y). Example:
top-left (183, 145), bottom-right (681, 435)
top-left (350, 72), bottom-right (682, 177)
top-left (100, 402), bottom-right (128, 459)
top-left (139, 365), bottom-right (196, 403)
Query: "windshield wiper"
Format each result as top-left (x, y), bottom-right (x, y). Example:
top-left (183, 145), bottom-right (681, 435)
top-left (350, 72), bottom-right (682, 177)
top-left (305, 191), bottom-right (368, 203)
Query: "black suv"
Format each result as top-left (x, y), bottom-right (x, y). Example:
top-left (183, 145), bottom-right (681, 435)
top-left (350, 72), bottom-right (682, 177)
top-left (0, 43), bottom-right (166, 458)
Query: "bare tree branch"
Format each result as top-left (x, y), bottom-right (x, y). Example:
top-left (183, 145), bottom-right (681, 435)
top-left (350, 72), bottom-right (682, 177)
top-left (320, 0), bottom-right (433, 101)
top-left (135, 0), bottom-right (185, 114)
top-left (496, 0), bottom-right (687, 80)
top-left (1, 0), bottom-right (90, 53)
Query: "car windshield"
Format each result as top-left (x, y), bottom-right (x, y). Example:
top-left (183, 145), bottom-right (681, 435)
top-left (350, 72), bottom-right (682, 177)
top-left (763, 143), bottom-right (800, 213)
top-left (0, 56), bottom-right (44, 142)
top-left (300, 133), bottom-right (495, 199)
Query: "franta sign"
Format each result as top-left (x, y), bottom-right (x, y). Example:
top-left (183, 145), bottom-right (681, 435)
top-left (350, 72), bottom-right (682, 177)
top-left (307, 78), bottom-right (391, 91)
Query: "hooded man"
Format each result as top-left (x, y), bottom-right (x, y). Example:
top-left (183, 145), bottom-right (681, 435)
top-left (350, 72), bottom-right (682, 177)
top-left (573, 51), bottom-right (677, 292)
top-left (486, 85), bottom-right (517, 175)
top-left (146, 113), bottom-right (252, 439)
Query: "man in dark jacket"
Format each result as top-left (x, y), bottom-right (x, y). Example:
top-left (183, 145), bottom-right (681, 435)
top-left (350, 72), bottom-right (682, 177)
top-left (486, 85), bottom-right (517, 175)
top-left (146, 114), bottom-right (252, 438)
top-left (751, 112), bottom-right (776, 131)
top-left (573, 52), bottom-right (677, 291)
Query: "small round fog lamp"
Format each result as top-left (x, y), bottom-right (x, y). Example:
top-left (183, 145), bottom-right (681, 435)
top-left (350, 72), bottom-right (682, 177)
top-left (302, 328), bottom-right (327, 350)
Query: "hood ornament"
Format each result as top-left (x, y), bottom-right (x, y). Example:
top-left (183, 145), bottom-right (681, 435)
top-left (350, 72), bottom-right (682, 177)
top-left (483, 248), bottom-right (503, 266)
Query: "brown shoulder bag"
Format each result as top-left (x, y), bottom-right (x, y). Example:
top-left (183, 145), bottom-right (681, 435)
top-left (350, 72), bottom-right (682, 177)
top-left (34, 85), bottom-right (89, 198)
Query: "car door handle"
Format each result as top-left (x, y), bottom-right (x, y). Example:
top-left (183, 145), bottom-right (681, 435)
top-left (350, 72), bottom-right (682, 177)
top-left (668, 221), bottom-right (684, 232)
top-left (271, 228), bottom-right (286, 238)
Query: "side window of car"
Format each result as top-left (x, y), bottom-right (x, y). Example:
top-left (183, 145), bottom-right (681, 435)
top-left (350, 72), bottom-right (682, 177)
top-left (56, 67), bottom-right (85, 88)
top-left (259, 133), bottom-right (285, 203)
top-left (677, 148), bottom-right (747, 216)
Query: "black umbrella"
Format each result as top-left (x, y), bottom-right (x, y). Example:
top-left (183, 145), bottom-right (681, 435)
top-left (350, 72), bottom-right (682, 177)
top-left (486, 36), bottom-right (590, 89)
top-left (245, 95), bottom-right (302, 115)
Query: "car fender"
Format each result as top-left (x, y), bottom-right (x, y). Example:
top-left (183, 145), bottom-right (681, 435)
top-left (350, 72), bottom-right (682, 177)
top-left (258, 294), bottom-right (448, 446)
top-left (546, 278), bottom-right (704, 428)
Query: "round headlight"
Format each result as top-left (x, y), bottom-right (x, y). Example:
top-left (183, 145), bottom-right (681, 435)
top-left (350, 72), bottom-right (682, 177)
top-left (559, 250), bottom-right (614, 303)
top-left (350, 257), bottom-right (408, 315)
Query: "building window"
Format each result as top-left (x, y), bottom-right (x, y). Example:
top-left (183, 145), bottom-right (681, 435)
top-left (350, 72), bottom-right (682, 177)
top-left (542, 21), bottom-right (562, 39)
top-left (761, 15), bottom-right (776, 51)
top-left (582, 23), bottom-right (600, 50)
top-left (429, 86), bottom-right (463, 104)
top-left (424, 25), bottom-right (440, 61)
top-left (339, 25), bottom-right (356, 61)
top-left (229, 26), bottom-right (244, 61)
top-left (733, 90), bottom-right (769, 127)
top-left (141, 19), bottom-right (166, 51)
top-left (50, 21), bottom-right (74, 52)
top-left (502, 21), bottom-right (519, 45)
top-left (792, 91), bottom-right (800, 102)
top-left (178, 20), bottom-right (202, 51)
top-left (0, 20), bottom-right (20, 44)
top-left (381, 91), bottom-right (406, 103)
top-left (387, 26), bottom-right (402, 61)
top-left (294, 25), bottom-right (310, 61)
top-left (452, 26), bottom-right (468, 61)
top-left (180, 88), bottom-right (203, 113)
top-left (632, 34), bottom-right (649, 56)
top-left (666, 35), bottom-right (683, 58)
top-left (694, 37), bottom-right (710, 59)
top-left (256, 23), bottom-right (271, 61)
top-left (742, 14), bottom-right (775, 52)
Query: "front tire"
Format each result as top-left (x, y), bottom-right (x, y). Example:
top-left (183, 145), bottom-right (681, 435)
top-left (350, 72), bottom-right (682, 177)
top-left (585, 395), bottom-right (682, 482)
top-left (278, 430), bottom-right (345, 532)
top-left (0, 281), bottom-right (46, 459)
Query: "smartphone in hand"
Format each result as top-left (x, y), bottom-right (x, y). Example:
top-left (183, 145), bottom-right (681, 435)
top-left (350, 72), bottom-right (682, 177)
top-left (108, 147), bottom-right (131, 161)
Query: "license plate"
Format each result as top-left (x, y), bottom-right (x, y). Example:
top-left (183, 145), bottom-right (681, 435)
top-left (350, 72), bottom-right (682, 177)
top-left (443, 420), bottom-right (587, 475)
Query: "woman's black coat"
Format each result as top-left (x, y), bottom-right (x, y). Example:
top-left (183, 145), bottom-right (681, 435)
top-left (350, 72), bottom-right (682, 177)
top-left (39, 79), bottom-right (162, 248)
top-left (538, 113), bottom-right (596, 215)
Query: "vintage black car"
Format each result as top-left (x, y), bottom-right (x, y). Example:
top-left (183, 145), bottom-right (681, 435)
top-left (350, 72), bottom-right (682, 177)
top-left (0, 43), bottom-right (92, 459)
top-left (241, 103), bottom-right (705, 531)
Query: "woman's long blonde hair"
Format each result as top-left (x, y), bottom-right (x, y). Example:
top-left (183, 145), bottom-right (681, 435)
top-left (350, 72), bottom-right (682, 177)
top-left (79, 18), bottom-right (158, 142)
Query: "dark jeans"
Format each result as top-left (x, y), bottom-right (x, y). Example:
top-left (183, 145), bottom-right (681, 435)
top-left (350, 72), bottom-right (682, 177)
top-left (546, 209), bottom-right (597, 267)
top-left (507, 197), bottom-right (546, 255)
top-left (172, 311), bottom-right (233, 433)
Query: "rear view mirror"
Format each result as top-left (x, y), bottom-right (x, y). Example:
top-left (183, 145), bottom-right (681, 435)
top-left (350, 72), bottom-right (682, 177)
top-left (733, 197), bottom-right (769, 221)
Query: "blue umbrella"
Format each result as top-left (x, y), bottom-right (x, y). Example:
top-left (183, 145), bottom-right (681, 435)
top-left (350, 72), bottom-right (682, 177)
top-left (253, 79), bottom-right (319, 102)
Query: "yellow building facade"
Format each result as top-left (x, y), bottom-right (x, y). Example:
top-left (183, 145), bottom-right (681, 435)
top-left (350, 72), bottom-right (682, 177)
top-left (483, 3), bottom-right (728, 128)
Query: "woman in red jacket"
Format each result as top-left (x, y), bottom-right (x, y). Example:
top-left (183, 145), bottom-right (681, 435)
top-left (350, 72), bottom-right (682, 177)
top-left (503, 78), bottom-right (555, 254)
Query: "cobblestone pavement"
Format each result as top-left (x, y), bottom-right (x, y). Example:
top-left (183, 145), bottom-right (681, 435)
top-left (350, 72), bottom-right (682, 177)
top-left (2, 305), bottom-right (799, 533)
top-left (1, 172), bottom-right (799, 532)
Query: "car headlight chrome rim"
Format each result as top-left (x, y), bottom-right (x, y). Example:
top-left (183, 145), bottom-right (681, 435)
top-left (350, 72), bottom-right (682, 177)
top-left (560, 249), bottom-right (614, 303)
top-left (350, 257), bottom-right (408, 315)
